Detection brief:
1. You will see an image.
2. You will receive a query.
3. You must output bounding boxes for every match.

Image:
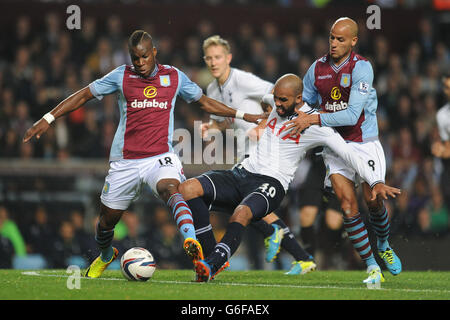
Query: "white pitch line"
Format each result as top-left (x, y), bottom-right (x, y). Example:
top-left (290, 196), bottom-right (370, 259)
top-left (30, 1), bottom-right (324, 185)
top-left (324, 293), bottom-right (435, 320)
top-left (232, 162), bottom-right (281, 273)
top-left (22, 271), bottom-right (126, 282)
top-left (21, 271), bottom-right (450, 295)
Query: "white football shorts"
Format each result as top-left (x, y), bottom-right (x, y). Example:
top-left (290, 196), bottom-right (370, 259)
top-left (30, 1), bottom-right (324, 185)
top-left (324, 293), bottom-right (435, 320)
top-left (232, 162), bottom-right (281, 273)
top-left (100, 152), bottom-right (185, 210)
top-left (322, 139), bottom-right (386, 188)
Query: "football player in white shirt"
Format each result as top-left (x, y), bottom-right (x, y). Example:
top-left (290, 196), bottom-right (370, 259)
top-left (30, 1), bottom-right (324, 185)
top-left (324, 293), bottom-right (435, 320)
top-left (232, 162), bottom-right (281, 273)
top-left (179, 74), bottom-right (400, 282)
top-left (432, 73), bottom-right (450, 208)
top-left (201, 35), bottom-right (273, 161)
top-left (199, 35), bottom-right (316, 274)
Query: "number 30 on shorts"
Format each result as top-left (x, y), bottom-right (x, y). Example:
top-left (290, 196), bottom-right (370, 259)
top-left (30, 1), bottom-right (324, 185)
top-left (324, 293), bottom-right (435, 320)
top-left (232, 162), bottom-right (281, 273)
top-left (258, 183), bottom-right (277, 198)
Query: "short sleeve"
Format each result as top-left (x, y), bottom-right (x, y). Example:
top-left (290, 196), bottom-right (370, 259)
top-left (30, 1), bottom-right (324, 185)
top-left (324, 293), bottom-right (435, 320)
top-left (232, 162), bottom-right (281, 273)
top-left (261, 93), bottom-right (275, 109)
top-left (176, 69), bottom-right (203, 103)
top-left (236, 71), bottom-right (273, 99)
top-left (302, 61), bottom-right (319, 106)
top-left (89, 65), bottom-right (126, 100)
top-left (437, 106), bottom-right (450, 141)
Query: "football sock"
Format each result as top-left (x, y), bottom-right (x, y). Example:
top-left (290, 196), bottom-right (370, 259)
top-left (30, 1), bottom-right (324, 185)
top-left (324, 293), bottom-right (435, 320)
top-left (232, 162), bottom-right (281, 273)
top-left (273, 219), bottom-right (313, 261)
top-left (343, 213), bottom-right (377, 267)
top-left (300, 225), bottom-right (316, 256)
top-left (95, 222), bottom-right (114, 263)
top-left (324, 227), bottom-right (344, 251)
top-left (208, 221), bottom-right (245, 274)
top-left (368, 206), bottom-right (390, 251)
top-left (167, 193), bottom-right (196, 240)
top-left (250, 219), bottom-right (275, 237)
top-left (186, 197), bottom-right (217, 256)
top-left (101, 247), bottom-right (114, 263)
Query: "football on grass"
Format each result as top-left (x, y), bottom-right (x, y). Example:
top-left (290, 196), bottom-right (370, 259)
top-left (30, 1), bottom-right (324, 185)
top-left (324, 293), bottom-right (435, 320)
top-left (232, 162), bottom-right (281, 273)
top-left (120, 247), bottom-right (156, 281)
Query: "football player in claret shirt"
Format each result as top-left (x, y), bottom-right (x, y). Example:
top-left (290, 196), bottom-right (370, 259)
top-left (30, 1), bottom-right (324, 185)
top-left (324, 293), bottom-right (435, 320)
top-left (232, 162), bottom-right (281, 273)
top-left (177, 74), bottom-right (400, 282)
top-left (284, 17), bottom-right (402, 284)
top-left (23, 30), bottom-right (265, 278)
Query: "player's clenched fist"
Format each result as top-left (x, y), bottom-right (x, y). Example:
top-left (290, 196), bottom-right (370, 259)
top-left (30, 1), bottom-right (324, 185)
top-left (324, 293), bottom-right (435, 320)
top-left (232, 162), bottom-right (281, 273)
top-left (200, 122), bottom-right (211, 139)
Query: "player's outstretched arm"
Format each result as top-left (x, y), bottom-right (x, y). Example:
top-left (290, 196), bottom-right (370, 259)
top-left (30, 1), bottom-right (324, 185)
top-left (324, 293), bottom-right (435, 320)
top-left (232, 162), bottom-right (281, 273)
top-left (23, 86), bottom-right (94, 142)
top-left (195, 95), bottom-right (267, 124)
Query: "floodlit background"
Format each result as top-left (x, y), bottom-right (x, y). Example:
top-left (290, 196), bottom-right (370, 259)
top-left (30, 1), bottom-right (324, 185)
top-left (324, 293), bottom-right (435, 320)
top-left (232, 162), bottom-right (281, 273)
top-left (0, 0), bottom-right (449, 271)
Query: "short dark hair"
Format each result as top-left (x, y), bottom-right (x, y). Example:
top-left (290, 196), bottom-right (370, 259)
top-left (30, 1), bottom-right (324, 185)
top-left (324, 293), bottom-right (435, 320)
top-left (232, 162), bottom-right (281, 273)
top-left (128, 30), bottom-right (152, 50)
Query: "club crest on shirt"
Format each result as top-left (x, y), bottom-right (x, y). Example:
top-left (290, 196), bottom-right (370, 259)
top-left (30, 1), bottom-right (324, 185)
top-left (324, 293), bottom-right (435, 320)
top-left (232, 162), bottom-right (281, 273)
top-left (160, 75), bottom-right (171, 87)
top-left (340, 73), bottom-right (351, 88)
top-left (102, 182), bottom-right (110, 194)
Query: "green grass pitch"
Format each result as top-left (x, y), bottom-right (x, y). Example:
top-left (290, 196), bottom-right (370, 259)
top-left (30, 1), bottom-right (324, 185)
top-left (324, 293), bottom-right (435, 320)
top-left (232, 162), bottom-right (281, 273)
top-left (0, 269), bottom-right (449, 301)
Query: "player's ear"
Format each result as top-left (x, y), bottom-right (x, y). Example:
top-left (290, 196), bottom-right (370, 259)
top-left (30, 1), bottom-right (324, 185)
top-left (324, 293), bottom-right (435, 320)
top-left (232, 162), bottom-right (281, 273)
top-left (351, 36), bottom-right (358, 48)
top-left (152, 46), bottom-right (158, 58)
top-left (296, 93), bottom-right (302, 104)
top-left (227, 53), bottom-right (232, 64)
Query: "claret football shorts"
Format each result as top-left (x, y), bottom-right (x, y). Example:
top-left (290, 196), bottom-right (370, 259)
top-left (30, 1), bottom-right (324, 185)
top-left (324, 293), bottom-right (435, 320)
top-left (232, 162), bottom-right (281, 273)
top-left (100, 152), bottom-right (185, 210)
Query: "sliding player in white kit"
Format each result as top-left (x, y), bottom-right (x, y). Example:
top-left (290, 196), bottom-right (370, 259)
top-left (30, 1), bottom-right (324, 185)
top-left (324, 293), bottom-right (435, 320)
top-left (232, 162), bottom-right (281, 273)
top-left (178, 74), bottom-right (400, 282)
top-left (199, 35), bottom-right (316, 275)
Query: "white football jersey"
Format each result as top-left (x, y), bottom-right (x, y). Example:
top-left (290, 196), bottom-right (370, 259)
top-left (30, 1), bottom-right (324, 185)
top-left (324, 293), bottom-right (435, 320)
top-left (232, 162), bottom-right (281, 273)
top-left (206, 68), bottom-right (273, 159)
top-left (437, 103), bottom-right (450, 141)
top-left (242, 95), bottom-right (379, 191)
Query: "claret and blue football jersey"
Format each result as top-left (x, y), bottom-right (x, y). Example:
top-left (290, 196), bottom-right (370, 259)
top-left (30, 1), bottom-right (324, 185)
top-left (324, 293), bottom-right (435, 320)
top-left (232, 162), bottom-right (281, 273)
top-left (302, 51), bottom-right (379, 142)
top-left (89, 63), bottom-right (203, 160)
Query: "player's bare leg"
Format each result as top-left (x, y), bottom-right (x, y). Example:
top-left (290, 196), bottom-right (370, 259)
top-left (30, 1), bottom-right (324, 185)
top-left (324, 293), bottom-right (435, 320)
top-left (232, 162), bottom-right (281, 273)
top-left (85, 204), bottom-right (122, 278)
top-left (330, 174), bottom-right (384, 285)
top-left (362, 182), bottom-right (402, 275)
top-left (157, 178), bottom-right (203, 263)
top-left (262, 212), bottom-right (278, 224)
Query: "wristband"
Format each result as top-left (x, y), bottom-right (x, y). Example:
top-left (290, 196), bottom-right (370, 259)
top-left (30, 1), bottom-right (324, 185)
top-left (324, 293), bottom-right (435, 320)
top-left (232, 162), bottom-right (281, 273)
top-left (235, 110), bottom-right (245, 120)
top-left (42, 113), bottom-right (55, 124)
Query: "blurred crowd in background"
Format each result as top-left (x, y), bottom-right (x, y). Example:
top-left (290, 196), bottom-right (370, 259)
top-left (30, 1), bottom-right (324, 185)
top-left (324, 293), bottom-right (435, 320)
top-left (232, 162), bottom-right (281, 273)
top-left (0, 1), bottom-right (449, 270)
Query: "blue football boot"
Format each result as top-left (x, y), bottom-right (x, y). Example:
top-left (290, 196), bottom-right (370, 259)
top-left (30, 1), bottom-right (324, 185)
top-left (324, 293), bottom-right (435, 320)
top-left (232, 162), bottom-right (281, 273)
top-left (264, 224), bottom-right (284, 262)
top-left (379, 247), bottom-right (402, 275)
top-left (284, 260), bottom-right (317, 275)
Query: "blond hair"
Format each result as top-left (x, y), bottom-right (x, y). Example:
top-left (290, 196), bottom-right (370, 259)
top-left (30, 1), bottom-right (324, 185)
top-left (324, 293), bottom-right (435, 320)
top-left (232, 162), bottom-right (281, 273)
top-left (202, 35), bottom-right (231, 54)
